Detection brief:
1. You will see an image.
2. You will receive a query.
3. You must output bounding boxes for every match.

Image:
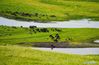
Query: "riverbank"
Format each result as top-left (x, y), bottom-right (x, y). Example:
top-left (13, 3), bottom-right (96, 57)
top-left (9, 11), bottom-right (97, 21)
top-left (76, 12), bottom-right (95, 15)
top-left (0, 0), bottom-right (99, 22)
top-left (19, 42), bottom-right (99, 48)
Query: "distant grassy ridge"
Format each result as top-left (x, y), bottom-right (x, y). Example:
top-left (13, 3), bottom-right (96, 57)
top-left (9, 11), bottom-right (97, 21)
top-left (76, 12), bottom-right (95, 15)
top-left (0, 0), bottom-right (99, 22)
top-left (0, 45), bottom-right (99, 65)
top-left (0, 26), bottom-right (99, 46)
top-left (63, 0), bottom-right (99, 2)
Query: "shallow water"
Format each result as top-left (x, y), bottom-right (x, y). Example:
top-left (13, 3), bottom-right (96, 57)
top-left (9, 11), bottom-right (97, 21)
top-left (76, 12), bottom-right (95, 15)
top-left (0, 17), bottom-right (99, 28)
top-left (32, 48), bottom-right (99, 55)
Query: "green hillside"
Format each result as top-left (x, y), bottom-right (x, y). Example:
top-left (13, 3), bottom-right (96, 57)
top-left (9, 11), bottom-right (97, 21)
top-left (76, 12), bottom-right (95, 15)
top-left (0, 45), bottom-right (99, 65)
top-left (0, 0), bottom-right (99, 22)
top-left (0, 26), bottom-right (99, 47)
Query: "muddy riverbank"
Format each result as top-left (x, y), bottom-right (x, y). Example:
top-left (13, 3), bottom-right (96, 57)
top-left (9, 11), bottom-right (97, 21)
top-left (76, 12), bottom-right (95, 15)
top-left (19, 42), bottom-right (99, 48)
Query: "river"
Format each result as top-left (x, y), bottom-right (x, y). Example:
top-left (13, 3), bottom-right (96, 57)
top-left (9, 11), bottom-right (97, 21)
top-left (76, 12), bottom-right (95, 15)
top-left (32, 48), bottom-right (99, 55)
top-left (0, 17), bottom-right (99, 28)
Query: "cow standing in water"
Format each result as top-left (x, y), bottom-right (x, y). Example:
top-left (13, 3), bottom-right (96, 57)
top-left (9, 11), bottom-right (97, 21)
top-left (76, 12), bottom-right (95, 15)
top-left (51, 44), bottom-right (55, 50)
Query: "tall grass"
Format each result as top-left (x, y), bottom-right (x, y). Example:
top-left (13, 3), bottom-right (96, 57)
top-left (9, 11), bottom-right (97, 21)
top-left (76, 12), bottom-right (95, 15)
top-left (0, 45), bottom-right (99, 65)
top-left (0, 0), bottom-right (99, 21)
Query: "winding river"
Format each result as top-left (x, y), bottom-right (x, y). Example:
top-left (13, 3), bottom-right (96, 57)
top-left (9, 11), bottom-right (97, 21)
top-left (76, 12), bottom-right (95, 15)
top-left (0, 17), bottom-right (99, 28)
top-left (0, 17), bottom-right (99, 55)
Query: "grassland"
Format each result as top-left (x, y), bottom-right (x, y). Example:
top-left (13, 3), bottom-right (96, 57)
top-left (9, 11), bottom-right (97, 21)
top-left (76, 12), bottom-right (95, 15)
top-left (0, 0), bottom-right (99, 22)
top-left (0, 45), bottom-right (99, 65)
top-left (0, 25), bottom-right (99, 47)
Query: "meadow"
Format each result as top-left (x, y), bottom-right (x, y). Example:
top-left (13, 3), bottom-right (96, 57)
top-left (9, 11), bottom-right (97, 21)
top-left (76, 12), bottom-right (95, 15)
top-left (0, 45), bottom-right (99, 65)
top-left (0, 25), bottom-right (99, 47)
top-left (0, 0), bottom-right (99, 64)
top-left (0, 0), bottom-right (99, 22)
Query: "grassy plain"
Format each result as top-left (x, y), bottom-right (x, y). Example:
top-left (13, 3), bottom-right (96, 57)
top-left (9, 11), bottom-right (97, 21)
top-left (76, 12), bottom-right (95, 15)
top-left (0, 0), bottom-right (99, 21)
top-left (0, 26), bottom-right (99, 46)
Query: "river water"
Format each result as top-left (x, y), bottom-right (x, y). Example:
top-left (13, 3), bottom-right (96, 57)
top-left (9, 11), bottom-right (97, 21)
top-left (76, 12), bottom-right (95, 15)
top-left (32, 48), bottom-right (99, 55)
top-left (0, 17), bottom-right (99, 28)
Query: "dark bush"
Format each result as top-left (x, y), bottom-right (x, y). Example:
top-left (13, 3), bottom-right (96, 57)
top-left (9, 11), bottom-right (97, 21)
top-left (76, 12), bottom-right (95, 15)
top-left (20, 12), bottom-right (32, 17)
top-left (11, 12), bottom-right (17, 16)
top-left (40, 28), bottom-right (49, 32)
top-left (54, 39), bottom-right (58, 42)
top-left (49, 35), bottom-right (54, 39)
top-left (50, 15), bottom-right (56, 17)
top-left (29, 26), bottom-right (37, 29)
top-left (55, 34), bottom-right (60, 39)
top-left (20, 26), bottom-right (23, 28)
top-left (36, 28), bottom-right (41, 32)
top-left (55, 28), bottom-right (62, 32)
top-left (35, 13), bottom-right (38, 17)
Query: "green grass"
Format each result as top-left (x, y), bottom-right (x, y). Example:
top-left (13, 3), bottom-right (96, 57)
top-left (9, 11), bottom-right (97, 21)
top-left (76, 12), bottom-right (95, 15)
top-left (0, 0), bottom-right (99, 21)
top-left (0, 45), bottom-right (99, 65)
top-left (0, 25), bottom-right (99, 46)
